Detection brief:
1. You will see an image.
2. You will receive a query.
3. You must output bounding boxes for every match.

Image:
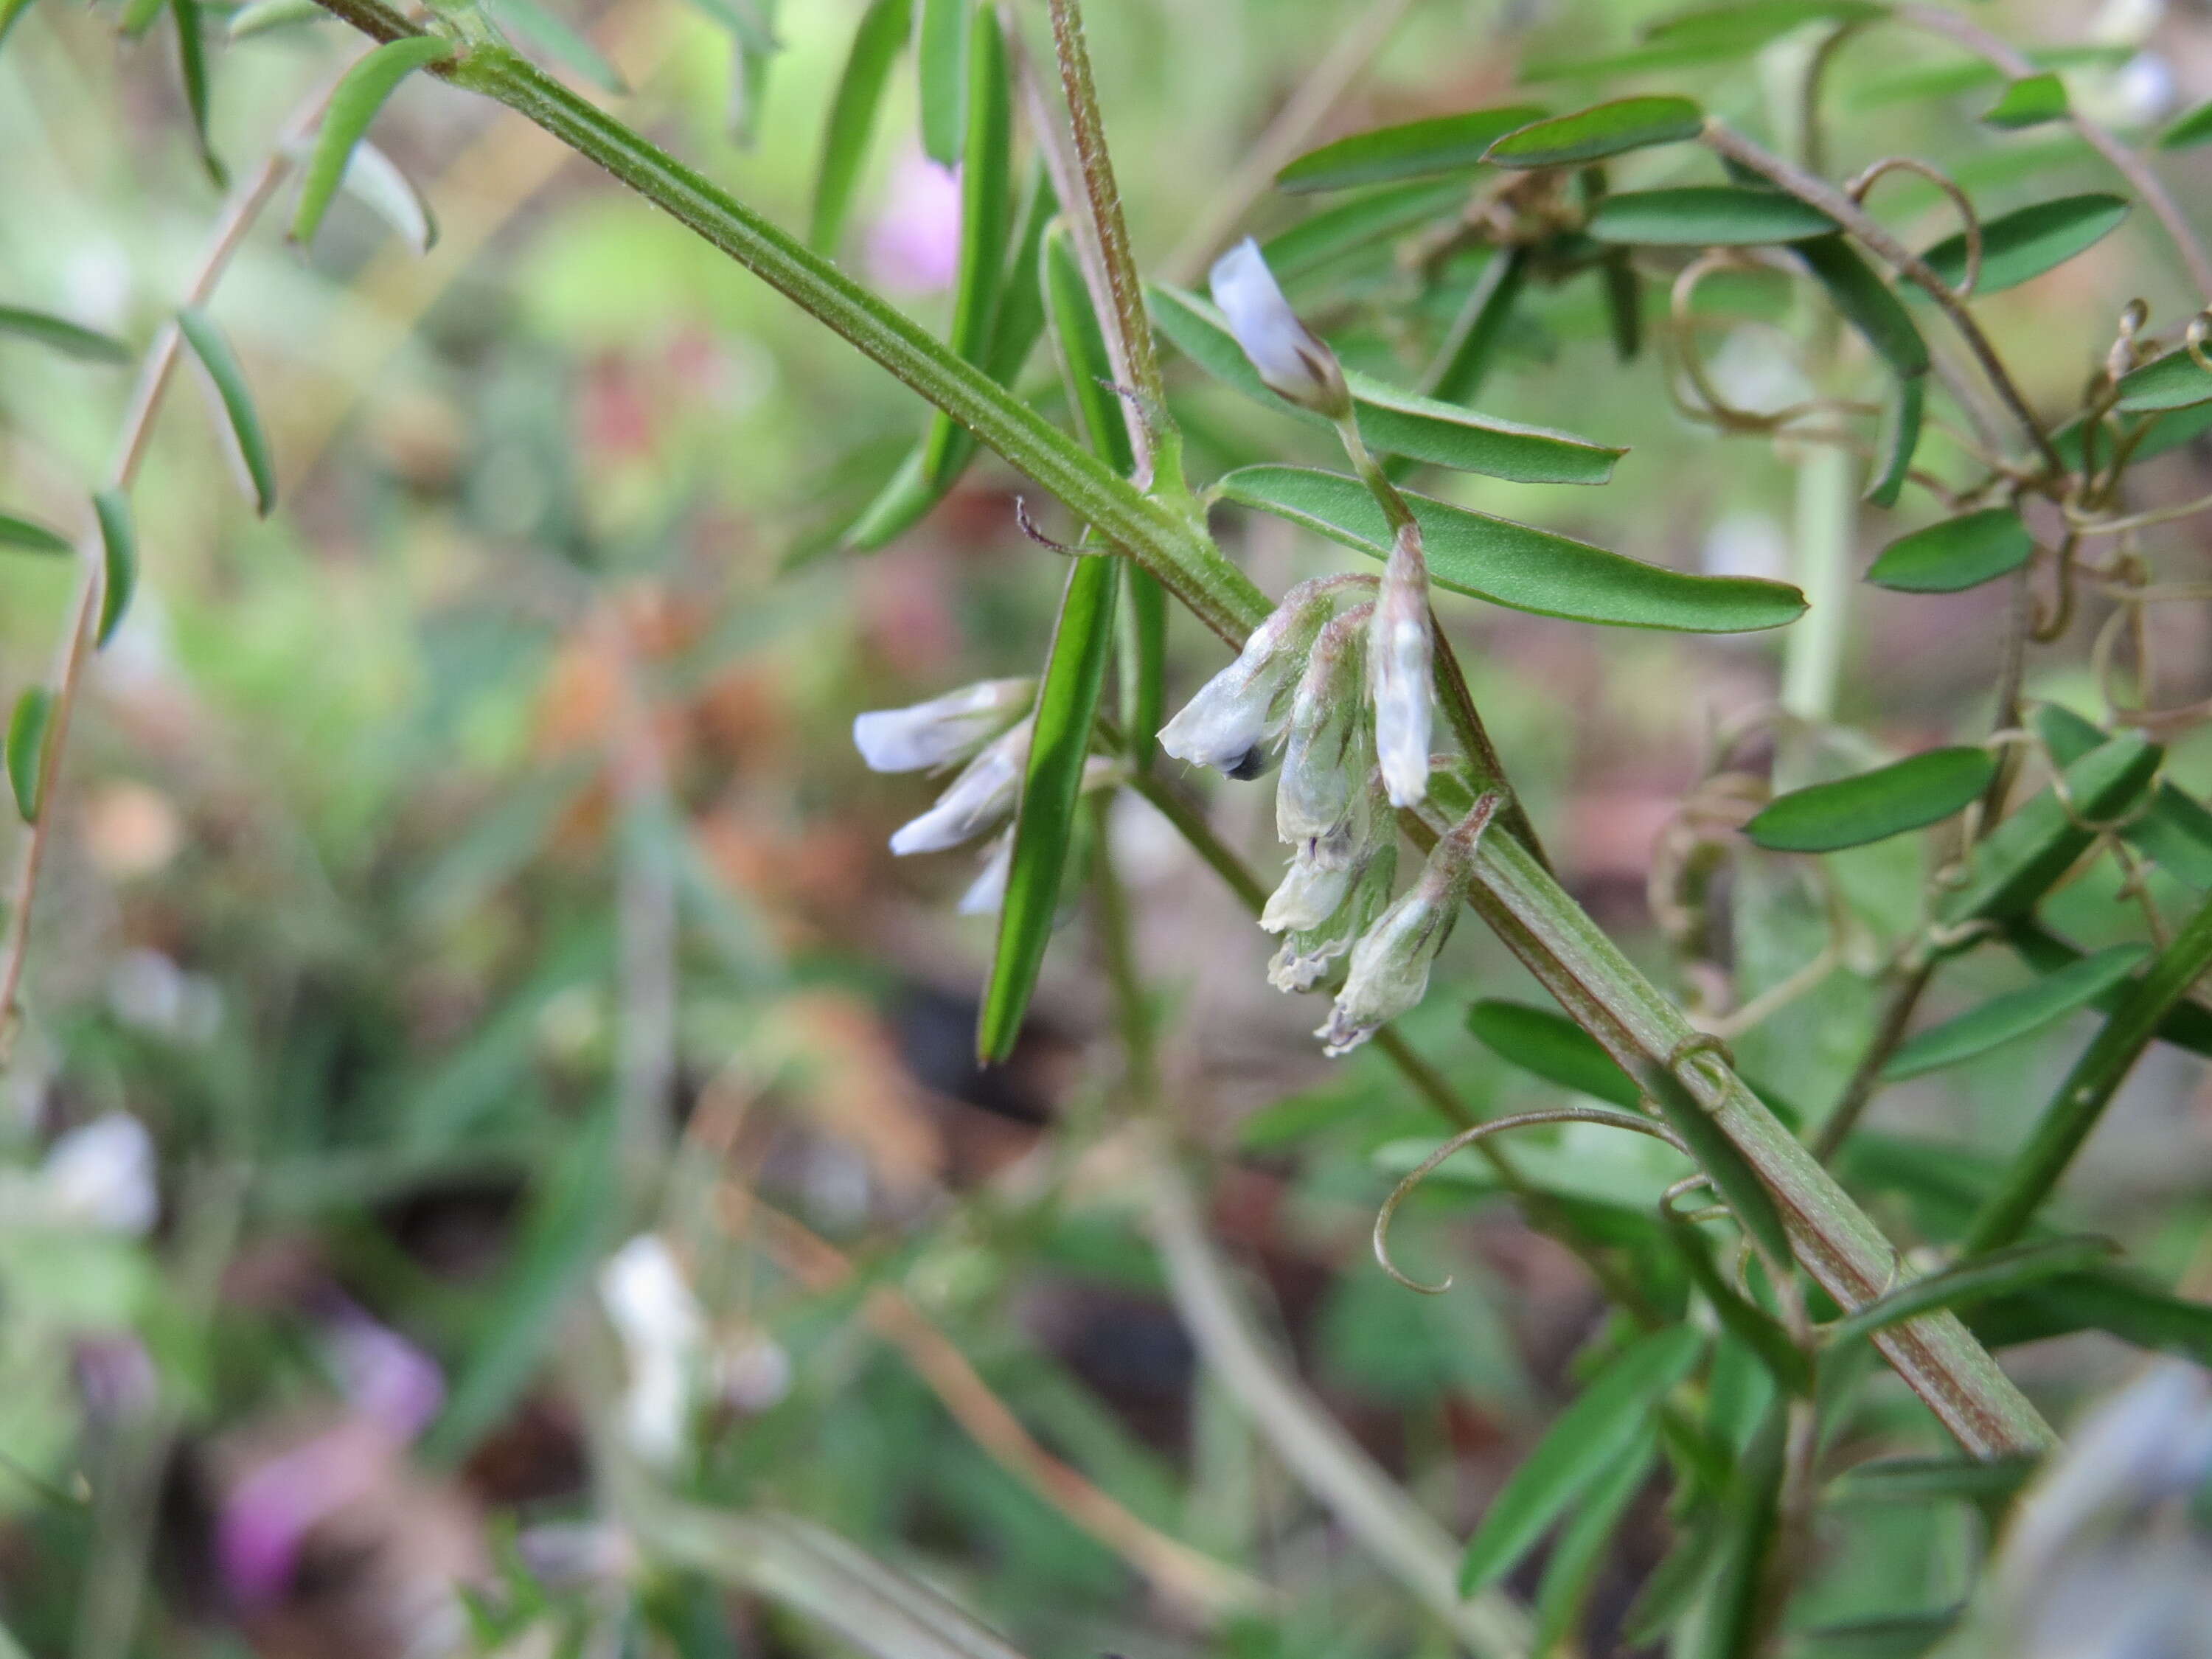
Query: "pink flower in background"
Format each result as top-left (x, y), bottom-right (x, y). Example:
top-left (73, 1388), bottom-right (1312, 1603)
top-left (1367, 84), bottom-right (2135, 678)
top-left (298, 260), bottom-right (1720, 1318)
top-left (866, 154), bottom-right (962, 294)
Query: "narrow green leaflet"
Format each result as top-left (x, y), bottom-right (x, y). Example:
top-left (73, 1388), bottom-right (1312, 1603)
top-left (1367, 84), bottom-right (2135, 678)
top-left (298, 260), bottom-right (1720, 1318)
top-left (1865, 508), bottom-right (2033, 594)
top-left (1043, 227), bottom-right (1132, 473)
top-left (177, 307), bottom-right (277, 516)
top-left (1530, 1436), bottom-right (1658, 1656)
top-left (1485, 97), bottom-right (1706, 169)
top-left (1641, 1), bottom-right (1880, 55)
top-left (0, 510), bottom-right (72, 555)
top-left (1430, 248), bottom-right (1528, 406)
top-left (1458, 1326), bottom-right (1703, 1593)
top-left (1866, 372), bottom-right (1924, 509)
top-left (1150, 285), bottom-right (1621, 484)
top-left (1884, 946), bottom-right (2150, 1081)
top-left (93, 489), bottom-right (136, 647)
top-left (1982, 71), bottom-right (2067, 130)
top-left (1217, 465), bottom-right (1806, 632)
top-left (173, 0), bottom-right (225, 188)
top-left (119, 0), bottom-right (167, 41)
top-left (2053, 399), bottom-right (2212, 472)
top-left (1600, 248), bottom-right (1641, 361)
top-left (1829, 1237), bottom-right (2119, 1346)
top-left (340, 140), bottom-right (439, 255)
top-left (978, 555), bottom-right (1116, 1063)
top-left (1793, 235), bottom-right (1930, 378)
top-left (2007, 921), bottom-right (2212, 1063)
top-left (1828, 1455), bottom-right (2036, 1506)
top-left (2159, 94), bottom-right (2212, 150)
top-left (810, 0), bottom-right (908, 252)
top-left (1851, 45), bottom-right (2127, 111)
top-left (1921, 195), bottom-right (2129, 296)
top-left (1276, 104), bottom-right (1546, 192)
top-left (919, 4), bottom-right (1010, 488)
top-left (915, 0), bottom-right (966, 167)
top-left (1262, 178), bottom-right (1468, 279)
top-left (1466, 998), bottom-right (1639, 1109)
top-left (1587, 187), bottom-right (1834, 246)
top-left (2037, 703), bottom-right (2212, 891)
top-left (1792, 1613), bottom-right (1961, 1659)
top-left (1937, 732), bottom-right (2163, 927)
top-left (1119, 561), bottom-right (1165, 769)
top-left (227, 0), bottom-right (330, 38)
top-left (484, 0), bottom-right (627, 95)
top-left (1746, 747), bottom-right (1996, 853)
top-left (0, 305), bottom-right (130, 364)
top-left (291, 35), bottom-right (456, 248)
top-left (7, 687), bottom-right (51, 822)
top-left (2115, 347), bottom-right (2212, 414)
top-left (1621, 1507), bottom-right (1726, 1646)
top-left (1969, 1265), bottom-right (2212, 1366)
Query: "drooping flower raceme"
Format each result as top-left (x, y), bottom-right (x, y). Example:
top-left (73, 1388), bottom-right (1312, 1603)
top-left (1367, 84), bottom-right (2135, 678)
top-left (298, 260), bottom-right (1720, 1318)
top-left (853, 678), bottom-right (1034, 773)
top-left (1370, 521), bottom-right (1436, 809)
top-left (887, 717), bottom-right (1032, 855)
top-left (1208, 238), bottom-right (1352, 420)
top-left (1158, 578), bottom-right (1345, 777)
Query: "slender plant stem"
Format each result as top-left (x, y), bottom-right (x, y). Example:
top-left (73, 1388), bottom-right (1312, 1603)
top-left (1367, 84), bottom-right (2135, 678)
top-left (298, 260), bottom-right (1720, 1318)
top-left (1811, 956), bottom-right (1937, 1163)
top-left (1964, 891), bottom-right (2212, 1254)
top-left (1701, 121), bottom-right (2062, 477)
top-left (1778, 442), bottom-right (1855, 732)
top-left (306, 0), bottom-right (2053, 1456)
top-left (1893, 2), bottom-right (2212, 302)
top-left (0, 77), bottom-right (337, 1053)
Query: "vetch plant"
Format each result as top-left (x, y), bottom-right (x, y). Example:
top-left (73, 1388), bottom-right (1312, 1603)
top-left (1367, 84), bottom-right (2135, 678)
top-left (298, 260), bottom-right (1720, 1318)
top-left (12, 0), bottom-right (2212, 1655)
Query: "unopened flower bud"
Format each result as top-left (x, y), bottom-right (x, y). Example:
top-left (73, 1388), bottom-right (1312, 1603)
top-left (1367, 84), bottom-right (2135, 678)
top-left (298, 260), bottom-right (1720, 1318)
top-left (1269, 841), bottom-right (1396, 993)
top-left (889, 719), bottom-right (1031, 854)
top-left (1369, 523), bottom-right (1435, 809)
top-left (1208, 238), bottom-right (1352, 420)
top-left (1159, 580), bottom-right (1342, 777)
top-left (853, 678), bottom-right (1034, 773)
top-left (1276, 606), bottom-right (1372, 866)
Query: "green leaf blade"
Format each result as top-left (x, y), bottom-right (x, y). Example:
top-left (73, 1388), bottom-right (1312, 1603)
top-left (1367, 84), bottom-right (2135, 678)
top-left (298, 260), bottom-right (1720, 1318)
top-left (978, 554), bottom-right (1117, 1063)
top-left (291, 35), bottom-right (455, 248)
top-left (1586, 186), bottom-right (1835, 246)
top-left (7, 686), bottom-right (52, 822)
top-left (173, 0), bottom-right (226, 189)
top-left (1866, 508), bottom-right (2032, 594)
top-left (915, 0), bottom-right (966, 167)
top-left (92, 489), bottom-right (137, 647)
top-left (1883, 945), bottom-right (2151, 1082)
top-left (1982, 71), bottom-right (2067, 130)
top-left (0, 305), bottom-right (131, 364)
top-left (484, 0), bottom-right (629, 94)
top-left (1921, 194), bottom-right (2128, 296)
top-left (2159, 94), bottom-right (2212, 150)
top-left (176, 307), bottom-right (277, 516)
top-left (1458, 1325), bottom-right (1703, 1593)
top-left (919, 4), bottom-right (1011, 490)
top-left (0, 509), bottom-right (73, 556)
top-left (1276, 103), bottom-right (1546, 192)
top-left (1216, 465), bottom-right (1806, 632)
top-left (2115, 347), bottom-right (2212, 414)
top-left (1746, 747), bottom-right (1997, 854)
top-left (810, 0), bottom-right (908, 253)
top-left (1831, 1237), bottom-right (2120, 1346)
top-left (1484, 96), bottom-right (1706, 170)
top-left (1465, 998), bottom-right (1640, 1109)
top-left (1938, 733), bottom-right (2163, 927)
top-left (1794, 234), bottom-right (1930, 378)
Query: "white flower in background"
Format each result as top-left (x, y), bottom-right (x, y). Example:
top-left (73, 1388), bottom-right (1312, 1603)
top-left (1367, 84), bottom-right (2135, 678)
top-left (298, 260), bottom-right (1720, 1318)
top-left (598, 1234), bottom-right (706, 1468)
top-left (1369, 524), bottom-right (1435, 808)
top-left (957, 829), bottom-right (1013, 915)
top-left (1158, 581), bottom-right (1339, 776)
top-left (853, 678), bottom-right (1034, 773)
top-left (888, 718), bottom-right (1032, 854)
top-left (1276, 608), bottom-right (1371, 865)
top-left (714, 1332), bottom-right (793, 1413)
top-left (39, 1113), bottom-right (158, 1234)
top-left (1269, 843), bottom-right (1396, 993)
top-left (1208, 238), bottom-right (1352, 419)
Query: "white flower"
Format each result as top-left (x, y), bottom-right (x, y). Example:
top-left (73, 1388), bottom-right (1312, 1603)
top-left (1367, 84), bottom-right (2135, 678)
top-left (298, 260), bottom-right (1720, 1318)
top-left (1208, 239), bottom-right (1351, 418)
top-left (957, 829), bottom-right (1013, 914)
top-left (1269, 843), bottom-right (1396, 993)
top-left (1158, 582), bottom-right (1339, 776)
top-left (39, 1113), bottom-right (158, 1234)
top-left (1261, 847), bottom-right (1358, 936)
top-left (599, 1234), bottom-right (706, 1468)
top-left (1369, 523), bottom-right (1435, 809)
top-left (1315, 855), bottom-right (1460, 1054)
top-left (888, 719), bottom-right (1031, 854)
top-left (1276, 606), bottom-right (1371, 863)
top-left (853, 678), bottom-right (1033, 773)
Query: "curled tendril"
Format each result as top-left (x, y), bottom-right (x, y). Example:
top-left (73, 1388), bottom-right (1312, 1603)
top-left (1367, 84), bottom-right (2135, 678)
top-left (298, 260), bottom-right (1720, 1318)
top-left (2029, 532), bottom-right (2080, 642)
top-left (2188, 312), bottom-right (2212, 377)
top-left (1013, 498), bottom-right (1085, 556)
top-left (1373, 1108), bottom-right (1686, 1294)
top-left (1658, 1173), bottom-right (1721, 1224)
top-left (1849, 156), bottom-right (1983, 301)
top-left (1665, 251), bottom-right (1853, 435)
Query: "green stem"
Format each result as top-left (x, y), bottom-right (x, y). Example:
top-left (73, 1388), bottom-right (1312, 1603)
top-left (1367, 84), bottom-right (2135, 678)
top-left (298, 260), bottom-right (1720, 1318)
top-left (309, 0), bottom-right (2052, 1456)
top-left (1964, 891), bottom-right (2212, 1254)
top-left (1778, 442), bottom-right (1854, 734)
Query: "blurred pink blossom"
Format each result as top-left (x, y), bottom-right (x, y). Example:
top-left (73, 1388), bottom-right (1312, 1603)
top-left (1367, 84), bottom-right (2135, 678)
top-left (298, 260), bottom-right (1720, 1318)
top-left (866, 154), bottom-right (962, 294)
